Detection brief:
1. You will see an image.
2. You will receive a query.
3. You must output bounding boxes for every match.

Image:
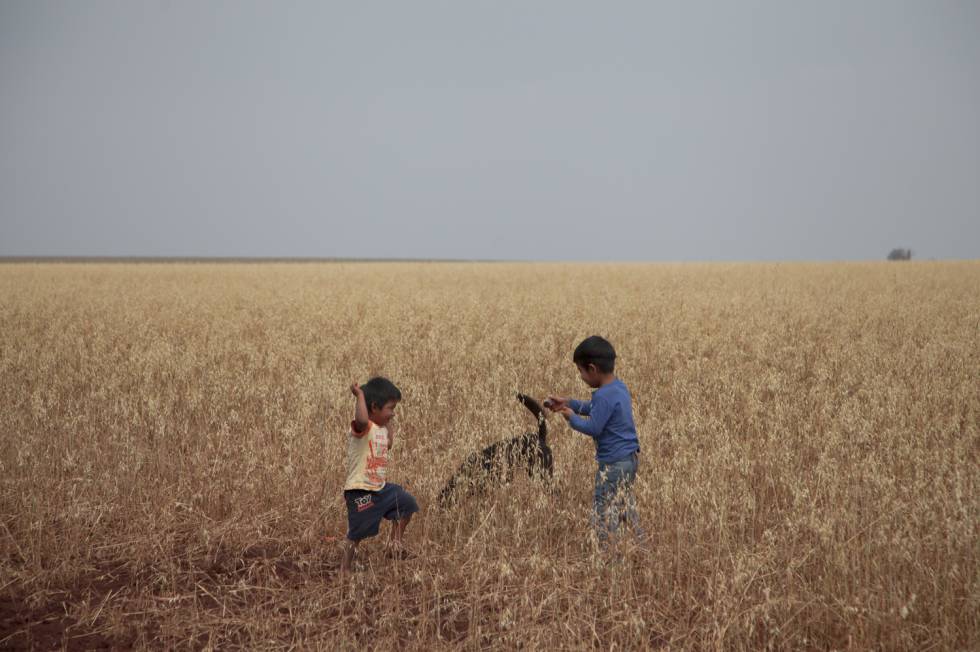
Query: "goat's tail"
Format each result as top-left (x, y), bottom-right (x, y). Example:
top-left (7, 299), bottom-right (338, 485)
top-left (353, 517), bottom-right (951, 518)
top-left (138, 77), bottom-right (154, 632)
top-left (516, 393), bottom-right (546, 439)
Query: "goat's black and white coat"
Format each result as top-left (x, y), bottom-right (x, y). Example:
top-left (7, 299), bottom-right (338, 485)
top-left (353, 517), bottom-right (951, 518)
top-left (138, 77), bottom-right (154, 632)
top-left (438, 394), bottom-right (553, 507)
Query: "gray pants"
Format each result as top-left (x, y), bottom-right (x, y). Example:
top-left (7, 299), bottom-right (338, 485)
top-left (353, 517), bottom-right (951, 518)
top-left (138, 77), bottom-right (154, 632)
top-left (592, 452), bottom-right (642, 546)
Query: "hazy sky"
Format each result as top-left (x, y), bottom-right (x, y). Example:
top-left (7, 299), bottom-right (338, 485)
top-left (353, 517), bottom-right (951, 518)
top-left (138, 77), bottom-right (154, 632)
top-left (2, 1), bottom-right (978, 261)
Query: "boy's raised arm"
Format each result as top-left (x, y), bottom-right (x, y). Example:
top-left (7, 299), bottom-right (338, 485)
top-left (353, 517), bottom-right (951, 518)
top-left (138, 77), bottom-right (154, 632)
top-left (350, 383), bottom-right (370, 436)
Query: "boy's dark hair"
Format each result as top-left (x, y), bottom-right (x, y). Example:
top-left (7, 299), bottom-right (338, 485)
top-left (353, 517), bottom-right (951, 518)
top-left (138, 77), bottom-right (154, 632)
top-left (361, 376), bottom-right (402, 411)
top-left (573, 336), bottom-right (616, 373)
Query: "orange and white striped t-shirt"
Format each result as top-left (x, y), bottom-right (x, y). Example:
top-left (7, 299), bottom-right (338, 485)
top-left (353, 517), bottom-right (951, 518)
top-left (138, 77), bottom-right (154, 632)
top-left (343, 420), bottom-right (389, 491)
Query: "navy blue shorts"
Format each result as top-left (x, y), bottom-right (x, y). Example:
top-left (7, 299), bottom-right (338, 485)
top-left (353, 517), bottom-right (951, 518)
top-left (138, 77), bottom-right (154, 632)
top-left (344, 483), bottom-right (419, 541)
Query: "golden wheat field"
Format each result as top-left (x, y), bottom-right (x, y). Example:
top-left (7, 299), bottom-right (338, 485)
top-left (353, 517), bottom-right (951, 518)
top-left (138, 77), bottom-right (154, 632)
top-left (0, 261), bottom-right (977, 650)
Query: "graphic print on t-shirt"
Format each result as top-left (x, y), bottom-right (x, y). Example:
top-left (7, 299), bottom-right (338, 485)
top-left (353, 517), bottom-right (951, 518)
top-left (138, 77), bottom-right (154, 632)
top-left (363, 428), bottom-right (388, 486)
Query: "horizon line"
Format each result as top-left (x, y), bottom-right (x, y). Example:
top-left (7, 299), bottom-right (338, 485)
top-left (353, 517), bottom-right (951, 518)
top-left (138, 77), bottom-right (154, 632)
top-left (0, 255), bottom-right (970, 265)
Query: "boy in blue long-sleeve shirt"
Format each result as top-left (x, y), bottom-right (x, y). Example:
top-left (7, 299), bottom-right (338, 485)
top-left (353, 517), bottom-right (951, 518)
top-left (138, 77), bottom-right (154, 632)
top-left (548, 336), bottom-right (643, 547)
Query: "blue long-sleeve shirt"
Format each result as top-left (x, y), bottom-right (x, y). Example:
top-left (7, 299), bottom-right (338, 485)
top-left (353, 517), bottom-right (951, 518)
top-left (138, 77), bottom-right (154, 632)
top-left (567, 378), bottom-right (640, 463)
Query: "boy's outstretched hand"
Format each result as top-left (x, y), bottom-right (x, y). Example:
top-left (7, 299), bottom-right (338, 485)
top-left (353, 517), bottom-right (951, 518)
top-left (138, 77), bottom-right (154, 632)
top-left (546, 396), bottom-right (574, 419)
top-left (546, 396), bottom-right (568, 411)
top-left (351, 383), bottom-right (364, 397)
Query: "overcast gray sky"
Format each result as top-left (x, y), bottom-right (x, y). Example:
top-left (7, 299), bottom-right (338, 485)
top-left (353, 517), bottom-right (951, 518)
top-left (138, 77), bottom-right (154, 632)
top-left (1, 1), bottom-right (978, 261)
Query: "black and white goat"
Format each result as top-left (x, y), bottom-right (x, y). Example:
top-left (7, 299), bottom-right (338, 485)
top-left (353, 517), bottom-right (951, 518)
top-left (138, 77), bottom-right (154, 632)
top-left (438, 394), bottom-right (553, 507)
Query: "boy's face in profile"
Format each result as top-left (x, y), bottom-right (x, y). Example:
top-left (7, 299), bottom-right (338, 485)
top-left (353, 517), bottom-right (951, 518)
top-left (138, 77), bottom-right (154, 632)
top-left (369, 400), bottom-right (398, 427)
top-left (576, 363), bottom-right (603, 389)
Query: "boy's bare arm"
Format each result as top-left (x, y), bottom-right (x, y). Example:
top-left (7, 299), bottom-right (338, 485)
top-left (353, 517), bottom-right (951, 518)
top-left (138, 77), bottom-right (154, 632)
top-left (350, 383), bottom-right (370, 436)
top-left (387, 421), bottom-right (396, 449)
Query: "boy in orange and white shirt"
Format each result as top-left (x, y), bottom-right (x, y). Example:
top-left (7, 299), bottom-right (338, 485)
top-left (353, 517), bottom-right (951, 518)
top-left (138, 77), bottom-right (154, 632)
top-left (340, 377), bottom-right (419, 574)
